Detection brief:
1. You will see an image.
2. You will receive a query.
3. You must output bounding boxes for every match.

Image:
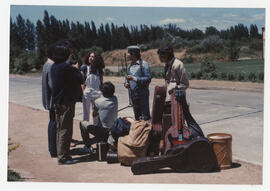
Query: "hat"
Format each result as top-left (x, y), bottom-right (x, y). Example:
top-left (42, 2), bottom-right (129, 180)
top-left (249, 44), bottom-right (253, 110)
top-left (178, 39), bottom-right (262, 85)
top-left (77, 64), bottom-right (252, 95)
top-left (127, 45), bottom-right (140, 53)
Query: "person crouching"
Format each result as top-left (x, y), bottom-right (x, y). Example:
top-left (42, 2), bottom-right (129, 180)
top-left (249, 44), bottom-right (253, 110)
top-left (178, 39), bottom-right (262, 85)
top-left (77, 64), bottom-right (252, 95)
top-left (79, 81), bottom-right (118, 153)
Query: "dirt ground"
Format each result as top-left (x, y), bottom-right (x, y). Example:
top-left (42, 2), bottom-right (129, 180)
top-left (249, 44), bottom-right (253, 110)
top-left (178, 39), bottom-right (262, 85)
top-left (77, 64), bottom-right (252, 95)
top-left (8, 102), bottom-right (262, 185)
top-left (6, 76), bottom-right (265, 189)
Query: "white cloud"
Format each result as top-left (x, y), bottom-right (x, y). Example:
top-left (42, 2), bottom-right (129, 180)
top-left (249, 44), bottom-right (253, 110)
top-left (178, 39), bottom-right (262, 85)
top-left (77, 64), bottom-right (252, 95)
top-left (159, 18), bottom-right (186, 25)
top-left (223, 13), bottom-right (238, 18)
top-left (106, 17), bottom-right (115, 22)
top-left (222, 20), bottom-right (238, 24)
top-left (250, 13), bottom-right (265, 21)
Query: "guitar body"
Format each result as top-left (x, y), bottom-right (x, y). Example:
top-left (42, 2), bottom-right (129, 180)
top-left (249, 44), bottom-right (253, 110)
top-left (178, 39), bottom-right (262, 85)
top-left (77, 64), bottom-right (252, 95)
top-left (164, 92), bottom-right (187, 153)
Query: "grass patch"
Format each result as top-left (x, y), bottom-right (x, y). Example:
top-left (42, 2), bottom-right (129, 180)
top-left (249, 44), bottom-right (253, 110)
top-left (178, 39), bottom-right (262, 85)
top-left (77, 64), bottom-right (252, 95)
top-left (8, 138), bottom-right (23, 181)
top-left (150, 59), bottom-right (264, 82)
top-left (214, 59), bottom-right (264, 73)
top-left (8, 168), bottom-right (22, 181)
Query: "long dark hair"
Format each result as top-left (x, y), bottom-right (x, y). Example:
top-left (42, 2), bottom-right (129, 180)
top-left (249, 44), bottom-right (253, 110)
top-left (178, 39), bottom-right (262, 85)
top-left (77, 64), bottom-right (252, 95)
top-left (84, 51), bottom-right (105, 74)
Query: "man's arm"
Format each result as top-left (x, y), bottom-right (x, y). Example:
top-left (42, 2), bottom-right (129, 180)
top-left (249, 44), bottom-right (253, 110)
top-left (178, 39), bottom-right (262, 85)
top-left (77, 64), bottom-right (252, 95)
top-left (176, 62), bottom-right (189, 90)
top-left (127, 62), bottom-right (151, 87)
top-left (71, 66), bottom-right (84, 84)
top-left (41, 65), bottom-right (49, 110)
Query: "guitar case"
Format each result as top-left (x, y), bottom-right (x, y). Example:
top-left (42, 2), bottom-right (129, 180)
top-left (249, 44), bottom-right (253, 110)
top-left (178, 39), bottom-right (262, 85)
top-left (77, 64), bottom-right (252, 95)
top-left (164, 93), bottom-right (205, 153)
top-left (147, 86), bottom-right (167, 156)
top-left (131, 137), bottom-right (219, 175)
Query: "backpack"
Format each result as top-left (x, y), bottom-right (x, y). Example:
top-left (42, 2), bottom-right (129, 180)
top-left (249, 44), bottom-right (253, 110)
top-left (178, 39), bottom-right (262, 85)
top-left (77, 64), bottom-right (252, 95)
top-left (110, 117), bottom-right (131, 145)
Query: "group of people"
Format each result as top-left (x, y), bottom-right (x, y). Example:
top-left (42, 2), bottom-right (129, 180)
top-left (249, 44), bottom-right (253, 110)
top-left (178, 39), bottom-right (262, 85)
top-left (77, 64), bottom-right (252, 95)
top-left (42, 41), bottom-right (189, 165)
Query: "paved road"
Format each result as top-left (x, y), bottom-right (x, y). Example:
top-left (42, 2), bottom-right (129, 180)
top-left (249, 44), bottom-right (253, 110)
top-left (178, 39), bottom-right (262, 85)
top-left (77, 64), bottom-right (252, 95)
top-left (9, 75), bottom-right (264, 165)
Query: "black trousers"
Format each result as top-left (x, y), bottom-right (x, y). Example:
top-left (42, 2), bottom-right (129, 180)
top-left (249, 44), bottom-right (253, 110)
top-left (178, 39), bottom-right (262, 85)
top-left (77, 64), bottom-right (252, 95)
top-left (132, 95), bottom-right (151, 121)
top-left (80, 121), bottom-right (109, 148)
top-left (48, 109), bottom-right (57, 156)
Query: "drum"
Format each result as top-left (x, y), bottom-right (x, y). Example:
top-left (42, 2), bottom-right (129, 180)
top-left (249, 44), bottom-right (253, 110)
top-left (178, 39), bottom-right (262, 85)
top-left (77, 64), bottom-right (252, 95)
top-left (207, 133), bottom-right (232, 169)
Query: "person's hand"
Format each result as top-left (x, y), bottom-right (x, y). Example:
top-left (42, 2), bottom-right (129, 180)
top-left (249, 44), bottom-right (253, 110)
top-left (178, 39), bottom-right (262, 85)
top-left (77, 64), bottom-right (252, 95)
top-left (126, 75), bottom-right (135, 81)
top-left (81, 84), bottom-right (86, 91)
top-left (175, 88), bottom-right (183, 101)
top-left (92, 109), bottom-right (99, 117)
top-left (123, 116), bottom-right (135, 124)
top-left (124, 82), bottom-right (130, 88)
top-left (72, 62), bottom-right (80, 69)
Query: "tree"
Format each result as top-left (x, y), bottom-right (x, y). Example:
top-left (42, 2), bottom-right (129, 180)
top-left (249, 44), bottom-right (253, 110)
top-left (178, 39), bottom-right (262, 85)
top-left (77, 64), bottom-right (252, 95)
top-left (36, 20), bottom-right (46, 61)
top-left (16, 14), bottom-right (26, 49)
top-left (191, 28), bottom-right (204, 40)
top-left (117, 26), bottom-right (129, 49)
top-left (220, 29), bottom-right (230, 40)
top-left (91, 21), bottom-right (97, 40)
top-left (25, 19), bottom-right (36, 50)
top-left (205, 26), bottom-right (219, 36)
top-left (62, 19), bottom-right (70, 35)
top-left (250, 24), bottom-right (259, 39)
top-left (50, 15), bottom-right (61, 43)
top-left (110, 23), bottom-right (118, 49)
top-left (234, 24), bottom-right (249, 40)
top-left (96, 24), bottom-right (107, 50)
top-left (130, 25), bottom-right (140, 45)
top-left (104, 23), bottom-right (112, 50)
top-left (10, 18), bottom-right (19, 47)
top-left (43, 10), bottom-right (51, 45)
top-left (84, 21), bottom-right (93, 48)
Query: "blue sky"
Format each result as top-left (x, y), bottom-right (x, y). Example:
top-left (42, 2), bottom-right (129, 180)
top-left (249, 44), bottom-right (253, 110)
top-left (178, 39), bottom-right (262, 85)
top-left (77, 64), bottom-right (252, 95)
top-left (10, 5), bottom-right (265, 32)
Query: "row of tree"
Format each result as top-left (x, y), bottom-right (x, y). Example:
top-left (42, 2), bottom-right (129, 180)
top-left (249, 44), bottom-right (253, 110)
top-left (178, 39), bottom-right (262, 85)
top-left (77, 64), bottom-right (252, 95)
top-left (10, 10), bottom-right (262, 63)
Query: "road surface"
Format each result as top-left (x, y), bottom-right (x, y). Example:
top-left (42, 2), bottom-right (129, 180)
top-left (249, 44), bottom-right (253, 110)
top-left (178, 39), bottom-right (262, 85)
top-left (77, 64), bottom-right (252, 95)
top-left (9, 75), bottom-right (264, 165)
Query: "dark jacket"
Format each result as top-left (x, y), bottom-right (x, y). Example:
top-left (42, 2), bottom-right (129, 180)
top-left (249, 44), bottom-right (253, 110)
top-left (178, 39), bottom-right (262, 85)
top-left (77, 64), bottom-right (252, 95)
top-left (51, 61), bottom-right (84, 105)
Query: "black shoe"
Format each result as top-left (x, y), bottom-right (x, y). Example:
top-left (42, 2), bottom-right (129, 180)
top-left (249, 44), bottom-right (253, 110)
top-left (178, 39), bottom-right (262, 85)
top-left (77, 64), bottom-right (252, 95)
top-left (50, 154), bottom-right (57, 158)
top-left (79, 146), bottom-right (94, 154)
top-left (58, 159), bottom-right (76, 165)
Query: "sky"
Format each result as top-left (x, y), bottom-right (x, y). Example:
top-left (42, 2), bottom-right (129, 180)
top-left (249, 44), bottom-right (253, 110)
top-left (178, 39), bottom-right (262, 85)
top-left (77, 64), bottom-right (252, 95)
top-left (10, 5), bottom-right (265, 32)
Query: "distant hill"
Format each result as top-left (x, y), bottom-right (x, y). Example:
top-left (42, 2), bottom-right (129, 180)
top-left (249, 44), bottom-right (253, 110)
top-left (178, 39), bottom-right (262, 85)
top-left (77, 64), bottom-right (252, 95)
top-left (102, 48), bottom-right (187, 67)
top-left (102, 47), bottom-right (262, 67)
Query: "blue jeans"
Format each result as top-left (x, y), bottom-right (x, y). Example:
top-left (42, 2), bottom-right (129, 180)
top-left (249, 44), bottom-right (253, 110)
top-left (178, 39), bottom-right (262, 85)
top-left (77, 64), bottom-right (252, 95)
top-left (48, 109), bottom-right (57, 156)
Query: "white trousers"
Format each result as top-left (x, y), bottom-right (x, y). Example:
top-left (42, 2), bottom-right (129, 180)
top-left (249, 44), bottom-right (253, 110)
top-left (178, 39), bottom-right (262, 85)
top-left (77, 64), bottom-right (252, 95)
top-left (82, 96), bottom-right (99, 125)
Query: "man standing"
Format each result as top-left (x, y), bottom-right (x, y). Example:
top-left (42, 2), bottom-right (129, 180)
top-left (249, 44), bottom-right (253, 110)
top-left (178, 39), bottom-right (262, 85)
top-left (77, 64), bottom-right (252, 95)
top-left (41, 45), bottom-right (57, 158)
top-left (157, 46), bottom-right (189, 102)
top-left (124, 45), bottom-right (151, 121)
top-left (51, 44), bottom-right (84, 165)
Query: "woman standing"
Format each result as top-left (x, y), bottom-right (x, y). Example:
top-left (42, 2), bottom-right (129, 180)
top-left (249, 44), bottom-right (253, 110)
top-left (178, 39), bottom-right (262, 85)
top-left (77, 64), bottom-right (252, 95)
top-left (81, 51), bottom-right (105, 123)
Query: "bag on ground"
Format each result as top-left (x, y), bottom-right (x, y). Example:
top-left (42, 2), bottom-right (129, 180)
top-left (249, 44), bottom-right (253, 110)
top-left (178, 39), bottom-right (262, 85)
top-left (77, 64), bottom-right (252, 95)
top-left (118, 120), bottom-right (152, 166)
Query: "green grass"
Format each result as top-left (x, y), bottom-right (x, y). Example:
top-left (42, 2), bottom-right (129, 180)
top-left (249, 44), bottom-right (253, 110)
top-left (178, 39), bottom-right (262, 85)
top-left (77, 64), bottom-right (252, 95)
top-left (8, 138), bottom-right (22, 181)
top-left (214, 59), bottom-right (264, 73)
top-left (8, 168), bottom-right (22, 181)
top-left (151, 59), bottom-right (264, 74)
